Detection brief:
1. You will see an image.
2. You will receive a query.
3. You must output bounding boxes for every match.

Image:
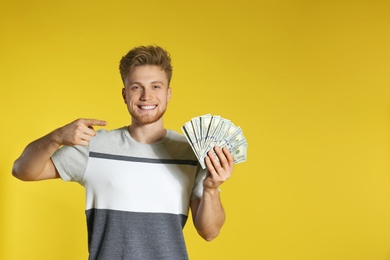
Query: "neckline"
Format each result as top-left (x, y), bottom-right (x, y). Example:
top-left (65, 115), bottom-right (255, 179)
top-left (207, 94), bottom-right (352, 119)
top-left (123, 126), bottom-right (171, 145)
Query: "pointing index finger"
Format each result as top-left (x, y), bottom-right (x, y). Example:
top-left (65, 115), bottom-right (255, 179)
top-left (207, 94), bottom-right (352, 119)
top-left (82, 118), bottom-right (108, 127)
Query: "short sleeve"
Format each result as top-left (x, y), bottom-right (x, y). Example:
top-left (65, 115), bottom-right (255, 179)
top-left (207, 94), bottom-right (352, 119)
top-left (51, 144), bottom-right (89, 184)
top-left (191, 165), bottom-right (207, 200)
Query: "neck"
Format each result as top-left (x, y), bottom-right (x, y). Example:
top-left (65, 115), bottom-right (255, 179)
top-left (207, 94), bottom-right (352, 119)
top-left (128, 121), bottom-right (167, 144)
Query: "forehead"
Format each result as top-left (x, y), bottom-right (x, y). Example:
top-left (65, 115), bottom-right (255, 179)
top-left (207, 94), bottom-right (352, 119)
top-left (125, 65), bottom-right (168, 85)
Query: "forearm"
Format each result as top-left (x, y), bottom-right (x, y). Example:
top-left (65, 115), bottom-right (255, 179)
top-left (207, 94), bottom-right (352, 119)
top-left (13, 118), bottom-right (106, 181)
top-left (194, 188), bottom-right (226, 241)
top-left (12, 131), bottom-right (60, 181)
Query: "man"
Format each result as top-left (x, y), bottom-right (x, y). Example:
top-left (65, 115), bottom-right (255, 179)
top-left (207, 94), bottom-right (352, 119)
top-left (12, 45), bottom-right (233, 259)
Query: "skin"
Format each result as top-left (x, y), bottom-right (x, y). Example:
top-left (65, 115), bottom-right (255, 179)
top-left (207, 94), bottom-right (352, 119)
top-left (122, 65), bottom-right (171, 143)
top-left (12, 65), bottom-right (234, 241)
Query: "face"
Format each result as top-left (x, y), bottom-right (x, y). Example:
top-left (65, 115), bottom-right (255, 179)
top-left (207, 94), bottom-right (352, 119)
top-left (122, 65), bottom-right (171, 126)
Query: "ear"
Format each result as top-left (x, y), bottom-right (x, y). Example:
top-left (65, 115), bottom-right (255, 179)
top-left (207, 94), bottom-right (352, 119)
top-left (167, 87), bottom-right (172, 102)
top-left (122, 88), bottom-right (127, 104)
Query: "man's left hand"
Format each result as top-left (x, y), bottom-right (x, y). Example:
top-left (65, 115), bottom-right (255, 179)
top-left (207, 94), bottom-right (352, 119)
top-left (203, 146), bottom-right (234, 190)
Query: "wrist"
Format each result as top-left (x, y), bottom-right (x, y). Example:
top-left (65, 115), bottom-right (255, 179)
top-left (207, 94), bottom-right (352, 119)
top-left (203, 187), bottom-right (220, 197)
top-left (49, 129), bottom-right (63, 147)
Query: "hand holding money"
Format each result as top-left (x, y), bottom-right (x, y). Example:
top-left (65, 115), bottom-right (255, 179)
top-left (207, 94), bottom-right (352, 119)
top-left (182, 114), bottom-right (248, 169)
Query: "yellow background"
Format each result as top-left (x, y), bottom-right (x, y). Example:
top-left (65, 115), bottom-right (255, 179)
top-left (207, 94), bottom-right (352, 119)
top-left (1, 0), bottom-right (390, 259)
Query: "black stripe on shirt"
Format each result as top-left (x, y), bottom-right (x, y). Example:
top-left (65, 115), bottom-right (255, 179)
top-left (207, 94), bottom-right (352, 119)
top-left (89, 152), bottom-right (198, 166)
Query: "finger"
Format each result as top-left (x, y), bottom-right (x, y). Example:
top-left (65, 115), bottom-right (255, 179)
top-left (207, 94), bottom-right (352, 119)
top-left (83, 126), bottom-right (98, 137)
top-left (70, 119), bottom-right (103, 138)
top-left (213, 147), bottom-right (233, 179)
top-left (207, 149), bottom-right (223, 174)
top-left (214, 146), bottom-right (227, 165)
top-left (78, 139), bottom-right (90, 147)
top-left (205, 153), bottom-right (229, 183)
top-left (221, 146), bottom-right (234, 168)
top-left (80, 132), bottom-right (94, 142)
top-left (222, 146), bottom-right (234, 161)
top-left (205, 156), bottom-right (217, 176)
top-left (80, 118), bottom-right (108, 127)
top-left (78, 119), bottom-right (107, 137)
top-left (212, 146), bottom-right (232, 169)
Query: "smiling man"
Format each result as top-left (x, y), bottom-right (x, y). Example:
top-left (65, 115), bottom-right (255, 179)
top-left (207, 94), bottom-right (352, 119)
top-left (12, 45), bottom-right (234, 260)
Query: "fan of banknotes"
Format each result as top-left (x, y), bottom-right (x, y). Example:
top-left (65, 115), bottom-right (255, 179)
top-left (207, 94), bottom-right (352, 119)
top-left (181, 114), bottom-right (248, 169)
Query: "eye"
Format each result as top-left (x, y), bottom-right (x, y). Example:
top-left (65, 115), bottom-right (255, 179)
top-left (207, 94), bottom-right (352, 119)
top-left (153, 85), bottom-right (161, 89)
top-left (131, 85), bottom-right (141, 91)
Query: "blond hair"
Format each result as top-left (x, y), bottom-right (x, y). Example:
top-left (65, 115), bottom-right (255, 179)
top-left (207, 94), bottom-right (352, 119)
top-left (119, 45), bottom-right (173, 85)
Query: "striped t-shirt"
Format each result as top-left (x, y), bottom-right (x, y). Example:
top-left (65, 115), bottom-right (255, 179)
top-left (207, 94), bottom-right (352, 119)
top-left (52, 127), bottom-right (206, 260)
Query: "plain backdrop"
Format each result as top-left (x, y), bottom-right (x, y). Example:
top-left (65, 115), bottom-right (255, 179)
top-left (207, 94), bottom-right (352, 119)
top-left (1, 0), bottom-right (390, 259)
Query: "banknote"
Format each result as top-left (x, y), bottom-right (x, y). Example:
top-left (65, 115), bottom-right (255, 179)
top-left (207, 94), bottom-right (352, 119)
top-left (182, 114), bottom-right (247, 169)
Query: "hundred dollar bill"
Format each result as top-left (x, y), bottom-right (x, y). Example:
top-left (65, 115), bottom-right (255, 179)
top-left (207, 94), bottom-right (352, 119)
top-left (215, 119), bottom-right (233, 145)
top-left (201, 115), bottom-right (221, 158)
top-left (218, 126), bottom-right (245, 150)
top-left (232, 141), bottom-right (248, 164)
top-left (191, 117), bottom-right (202, 154)
top-left (202, 116), bottom-right (225, 159)
top-left (200, 114), bottom-right (212, 152)
top-left (205, 119), bottom-right (232, 159)
top-left (218, 121), bottom-right (237, 142)
top-left (182, 114), bottom-right (247, 169)
top-left (181, 122), bottom-right (202, 161)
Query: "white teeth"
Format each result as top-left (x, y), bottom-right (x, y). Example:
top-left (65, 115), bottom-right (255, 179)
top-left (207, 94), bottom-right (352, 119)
top-left (140, 105), bottom-right (156, 110)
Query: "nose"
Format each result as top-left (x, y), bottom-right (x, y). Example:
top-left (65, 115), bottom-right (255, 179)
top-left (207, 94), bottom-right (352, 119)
top-left (140, 88), bottom-right (151, 101)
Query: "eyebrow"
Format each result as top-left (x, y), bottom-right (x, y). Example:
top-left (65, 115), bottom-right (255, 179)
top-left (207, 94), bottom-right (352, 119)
top-left (151, 81), bottom-right (165, 85)
top-left (130, 81), bottom-right (165, 86)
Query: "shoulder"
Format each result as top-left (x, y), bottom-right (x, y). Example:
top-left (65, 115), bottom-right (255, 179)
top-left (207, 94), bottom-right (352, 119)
top-left (94, 127), bottom-right (128, 139)
top-left (167, 129), bottom-right (187, 143)
top-left (90, 127), bottom-right (128, 148)
top-left (164, 130), bottom-right (197, 158)
top-left (165, 130), bottom-right (190, 149)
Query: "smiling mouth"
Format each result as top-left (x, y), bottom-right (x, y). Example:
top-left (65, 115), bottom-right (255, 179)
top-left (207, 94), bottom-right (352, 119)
top-left (138, 105), bottom-right (157, 110)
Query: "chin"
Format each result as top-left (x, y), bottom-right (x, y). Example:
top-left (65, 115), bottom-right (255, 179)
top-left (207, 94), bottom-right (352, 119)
top-left (132, 111), bottom-right (165, 125)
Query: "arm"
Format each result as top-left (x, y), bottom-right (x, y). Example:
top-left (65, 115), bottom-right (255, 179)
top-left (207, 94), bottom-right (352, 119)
top-left (12, 118), bottom-right (107, 181)
top-left (191, 146), bottom-right (234, 241)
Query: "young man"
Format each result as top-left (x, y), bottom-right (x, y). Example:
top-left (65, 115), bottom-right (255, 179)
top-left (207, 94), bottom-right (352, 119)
top-left (12, 45), bottom-right (234, 259)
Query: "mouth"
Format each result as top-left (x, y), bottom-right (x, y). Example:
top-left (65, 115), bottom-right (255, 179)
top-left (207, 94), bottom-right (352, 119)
top-left (138, 105), bottom-right (157, 110)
